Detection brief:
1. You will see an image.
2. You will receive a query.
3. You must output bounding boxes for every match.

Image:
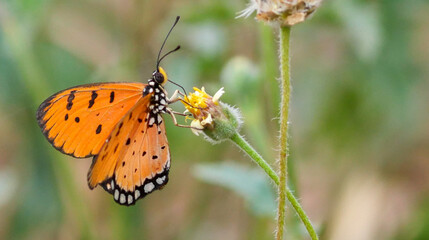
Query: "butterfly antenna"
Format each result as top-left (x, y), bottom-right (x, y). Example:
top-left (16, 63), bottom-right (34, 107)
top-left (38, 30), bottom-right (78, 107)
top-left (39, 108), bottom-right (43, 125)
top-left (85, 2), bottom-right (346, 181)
top-left (158, 45), bottom-right (181, 64)
top-left (156, 16), bottom-right (180, 70)
top-left (168, 79), bottom-right (188, 96)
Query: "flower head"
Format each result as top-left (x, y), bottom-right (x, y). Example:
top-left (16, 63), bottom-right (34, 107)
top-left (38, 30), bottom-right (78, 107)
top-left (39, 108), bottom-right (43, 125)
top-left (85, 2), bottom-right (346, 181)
top-left (183, 87), bottom-right (224, 127)
top-left (182, 87), bottom-right (241, 143)
top-left (238, 0), bottom-right (322, 26)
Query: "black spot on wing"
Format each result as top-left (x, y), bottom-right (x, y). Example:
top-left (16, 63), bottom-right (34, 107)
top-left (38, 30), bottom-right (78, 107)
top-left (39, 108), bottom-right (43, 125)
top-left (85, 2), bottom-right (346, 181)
top-left (116, 122), bottom-right (123, 136)
top-left (88, 91), bottom-right (98, 108)
top-left (110, 91), bottom-right (115, 103)
top-left (96, 124), bottom-right (102, 134)
top-left (66, 90), bottom-right (76, 110)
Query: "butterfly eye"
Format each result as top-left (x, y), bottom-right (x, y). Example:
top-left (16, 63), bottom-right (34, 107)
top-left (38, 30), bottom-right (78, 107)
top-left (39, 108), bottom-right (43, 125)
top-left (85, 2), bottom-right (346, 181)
top-left (154, 72), bottom-right (164, 84)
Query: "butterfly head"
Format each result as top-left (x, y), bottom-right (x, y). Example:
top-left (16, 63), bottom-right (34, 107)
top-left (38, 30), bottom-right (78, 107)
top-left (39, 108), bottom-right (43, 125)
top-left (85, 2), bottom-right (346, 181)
top-left (152, 67), bottom-right (168, 85)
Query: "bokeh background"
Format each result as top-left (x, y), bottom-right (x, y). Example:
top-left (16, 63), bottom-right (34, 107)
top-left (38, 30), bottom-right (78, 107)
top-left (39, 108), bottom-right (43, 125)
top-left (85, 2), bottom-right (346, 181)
top-left (1, 0), bottom-right (428, 239)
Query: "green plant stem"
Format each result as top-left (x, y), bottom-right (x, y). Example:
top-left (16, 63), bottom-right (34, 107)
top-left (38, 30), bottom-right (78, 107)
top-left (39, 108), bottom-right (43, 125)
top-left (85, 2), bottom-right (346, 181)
top-left (230, 133), bottom-right (279, 185)
top-left (276, 25), bottom-right (291, 240)
top-left (286, 189), bottom-right (318, 240)
top-left (229, 132), bottom-right (318, 239)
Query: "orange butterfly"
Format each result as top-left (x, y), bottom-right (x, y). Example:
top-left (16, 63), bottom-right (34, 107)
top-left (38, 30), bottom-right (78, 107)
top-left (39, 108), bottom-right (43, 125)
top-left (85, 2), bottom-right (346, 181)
top-left (36, 16), bottom-right (189, 206)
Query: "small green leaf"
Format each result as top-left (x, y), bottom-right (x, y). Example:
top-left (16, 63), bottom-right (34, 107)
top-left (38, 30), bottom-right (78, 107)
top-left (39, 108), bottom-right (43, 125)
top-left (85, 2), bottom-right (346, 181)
top-left (193, 162), bottom-right (276, 217)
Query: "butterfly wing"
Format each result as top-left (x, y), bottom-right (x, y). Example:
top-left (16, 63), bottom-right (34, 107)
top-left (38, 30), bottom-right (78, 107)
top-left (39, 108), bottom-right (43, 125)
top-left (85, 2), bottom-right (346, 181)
top-left (87, 97), bottom-right (170, 206)
top-left (37, 83), bottom-right (145, 158)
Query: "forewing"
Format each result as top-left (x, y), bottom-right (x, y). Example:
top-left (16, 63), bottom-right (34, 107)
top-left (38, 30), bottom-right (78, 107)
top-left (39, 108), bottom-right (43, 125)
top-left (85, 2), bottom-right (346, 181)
top-left (37, 83), bottom-right (145, 158)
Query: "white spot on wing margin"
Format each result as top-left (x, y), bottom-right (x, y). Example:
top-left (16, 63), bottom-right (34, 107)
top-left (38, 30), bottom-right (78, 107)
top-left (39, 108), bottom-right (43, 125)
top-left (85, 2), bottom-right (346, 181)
top-left (135, 190), bottom-right (141, 199)
top-left (156, 176), bottom-right (166, 185)
top-left (144, 182), bottom-right (155, 193)
top-left (114, 189), bottom-right (119, 200)
top-left (120, 193), bottom-right (126, 204)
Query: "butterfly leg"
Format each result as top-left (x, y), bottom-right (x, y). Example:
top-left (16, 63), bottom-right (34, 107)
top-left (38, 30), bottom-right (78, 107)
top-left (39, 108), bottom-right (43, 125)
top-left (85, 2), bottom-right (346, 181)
top-left (166, 108), bottom-right (203, 130)
top-left (167, 91), bottom-right (200, 110)
top-left (167, 90), bottom-right (207, 111)
top-left (167, 90), bottom-right (185, 104)
top-left (169, 110), bottom-right (192, 117)
top-left (167, 90), bottom-right (205, 116)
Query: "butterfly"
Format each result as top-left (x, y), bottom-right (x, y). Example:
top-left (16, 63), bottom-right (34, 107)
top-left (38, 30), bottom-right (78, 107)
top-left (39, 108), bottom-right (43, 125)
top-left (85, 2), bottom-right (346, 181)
top-left (36, 16), bottom-right (190, 206)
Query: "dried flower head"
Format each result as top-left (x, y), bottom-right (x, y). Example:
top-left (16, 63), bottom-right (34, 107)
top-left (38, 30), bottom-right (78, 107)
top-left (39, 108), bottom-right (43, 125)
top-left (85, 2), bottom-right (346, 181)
top-left (238, 0), bottom-right (322, 26)
top-left (182, 87), bottom-right (241, 143)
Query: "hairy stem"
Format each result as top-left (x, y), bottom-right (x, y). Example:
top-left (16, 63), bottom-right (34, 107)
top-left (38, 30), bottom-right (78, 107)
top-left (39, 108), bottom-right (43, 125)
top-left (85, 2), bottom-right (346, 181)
top-left (230, 133), bottom-right (279, 184)
top-left (276, 26), bottom-right (291, 240)
top-left (286, 189), bottom-right (319, 240)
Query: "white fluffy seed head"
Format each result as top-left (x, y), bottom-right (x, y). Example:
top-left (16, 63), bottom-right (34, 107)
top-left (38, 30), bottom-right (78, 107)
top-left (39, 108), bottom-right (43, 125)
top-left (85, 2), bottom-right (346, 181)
top-left (237, 0), bottom-right (323, 26)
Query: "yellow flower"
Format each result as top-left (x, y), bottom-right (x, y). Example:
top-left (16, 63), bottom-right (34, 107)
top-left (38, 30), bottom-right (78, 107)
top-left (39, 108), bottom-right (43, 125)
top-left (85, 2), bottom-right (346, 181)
top-left (181, 87), bottom-right (241, 142)
top-left (182, 87), bottom-right (224, 135)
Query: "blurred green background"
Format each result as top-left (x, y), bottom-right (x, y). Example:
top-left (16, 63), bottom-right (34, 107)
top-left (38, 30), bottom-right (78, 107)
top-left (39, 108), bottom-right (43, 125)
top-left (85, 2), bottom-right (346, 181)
top-left (1, 0), bottom-right (428, 239)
